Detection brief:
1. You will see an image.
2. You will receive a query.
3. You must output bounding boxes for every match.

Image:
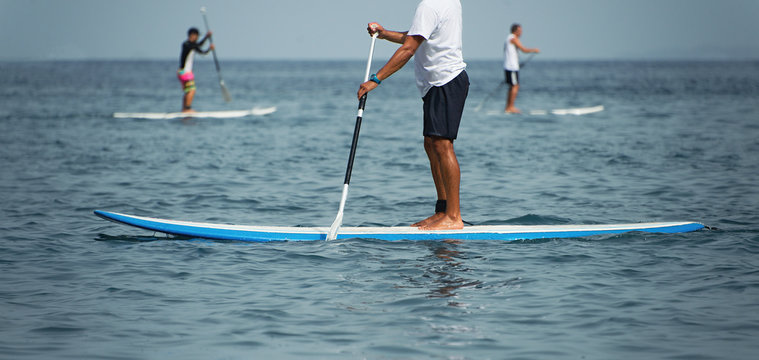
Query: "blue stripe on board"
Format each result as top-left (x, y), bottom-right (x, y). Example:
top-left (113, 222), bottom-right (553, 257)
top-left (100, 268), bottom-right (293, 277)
top-left (94, 210), bottom-right (704, 242)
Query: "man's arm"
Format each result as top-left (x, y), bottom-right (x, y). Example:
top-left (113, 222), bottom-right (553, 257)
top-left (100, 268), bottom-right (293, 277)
top-left (196, 43), bottom-right (215, 55)
top-left (367, 23), bottom-right (408, 44)
top-left (511, 37), bottom-right (539, 53)
top-left (357, 32), bottom-right (424, 99)
top-left (199, 31), bottom-right (215, 54)
top-left (199, 31), bottom-right (212, 45)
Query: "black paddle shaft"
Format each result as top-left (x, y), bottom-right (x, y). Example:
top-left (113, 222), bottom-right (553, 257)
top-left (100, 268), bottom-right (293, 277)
top-left (201, 15), bottom-right (222, 73)
top-left (343, 94), bottom-right (368, 185)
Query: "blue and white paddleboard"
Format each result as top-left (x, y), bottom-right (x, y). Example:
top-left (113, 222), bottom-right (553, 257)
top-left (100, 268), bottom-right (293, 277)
top-left (94, 210), bottom-right (704, 242)
top-left (113, 106), bottom-right (276, 119)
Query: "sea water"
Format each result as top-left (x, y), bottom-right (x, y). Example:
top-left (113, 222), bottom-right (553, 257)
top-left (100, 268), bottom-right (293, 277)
top-left (1, 60), bottom-right (758, 359)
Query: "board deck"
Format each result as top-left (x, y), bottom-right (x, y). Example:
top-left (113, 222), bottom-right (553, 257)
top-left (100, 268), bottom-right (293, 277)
top-left (113, 107), bottom-right (276, 119)
top-left (94, 210), bottom-right (704, 242)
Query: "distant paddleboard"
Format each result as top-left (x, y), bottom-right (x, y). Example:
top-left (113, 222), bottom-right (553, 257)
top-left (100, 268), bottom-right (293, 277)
top-left (487, 105), bottom-right (604, 116)
top-left (94, 210), bottom-right (704, 242)
top-left (113, 107), bottom-right (276, 119)
top-left (529, 105), bottom-right (604, 116)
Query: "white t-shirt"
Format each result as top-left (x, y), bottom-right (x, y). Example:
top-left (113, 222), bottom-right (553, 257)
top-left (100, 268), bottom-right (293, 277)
top-left (407, 0), bottom-right (466, 97)
top-left (503, 33), bottom-right (519, 71)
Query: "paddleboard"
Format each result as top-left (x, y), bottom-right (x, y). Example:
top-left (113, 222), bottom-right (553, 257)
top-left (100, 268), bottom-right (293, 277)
top-left (94, 210), bottom-right (703, 242)
top-left (487, 105), bottom-right (604, 116)
top-left (113, 107), bottom-right (276, 119)
top-left (529, 105), bottom-right (604, 116)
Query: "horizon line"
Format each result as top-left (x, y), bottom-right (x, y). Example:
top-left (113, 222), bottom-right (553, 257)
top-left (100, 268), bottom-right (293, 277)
top-left (2, 57), bottom-right (757, 63)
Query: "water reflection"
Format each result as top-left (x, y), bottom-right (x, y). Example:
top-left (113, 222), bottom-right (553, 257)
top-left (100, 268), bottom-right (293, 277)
top-left (425, 240), bottom-right (482, 303)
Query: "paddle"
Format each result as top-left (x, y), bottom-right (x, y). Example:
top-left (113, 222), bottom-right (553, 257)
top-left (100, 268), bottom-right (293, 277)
top-left (474, 82), bottom-right (505, 112)
top-left (326, 32), bottom-right (379, 241)
top-left (200, 7), bottom-right (232, 102)
top-left (520, 52), bottom-right (537, 68)
top-left (474, 53), bottom-right (537, 112)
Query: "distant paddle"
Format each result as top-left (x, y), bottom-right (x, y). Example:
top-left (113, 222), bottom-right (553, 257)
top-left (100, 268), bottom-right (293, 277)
top-left (326, 32), bottom-right (379, 241)
top-left (519, 53), bottom-right (537, 68)
top-left (200, 7), bottom-right (232, 102)
top-left (474, 53), bottom-right (537, 112)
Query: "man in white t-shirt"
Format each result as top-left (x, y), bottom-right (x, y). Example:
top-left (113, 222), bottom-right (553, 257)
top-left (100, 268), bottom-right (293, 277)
top-left (358, 0), bottom-right (468, 230)
top-left (504, 23), bottom-right (539, 113)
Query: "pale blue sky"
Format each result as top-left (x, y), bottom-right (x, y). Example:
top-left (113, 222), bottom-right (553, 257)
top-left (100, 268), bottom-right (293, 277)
top-left (1, 0), bottom-right (757, 61)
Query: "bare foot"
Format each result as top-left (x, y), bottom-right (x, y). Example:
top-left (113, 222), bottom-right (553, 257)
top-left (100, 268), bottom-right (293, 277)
top-left (505, 107), bottom-right (521, 114)
top-left (412, 212), bottom-right (445, 227)
top-left (181, 109), bottom-right (196, 113)
top-left (419, 215), bottom-right (464, 230)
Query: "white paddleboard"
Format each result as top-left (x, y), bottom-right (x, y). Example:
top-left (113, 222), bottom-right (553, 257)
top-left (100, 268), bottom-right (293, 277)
top-left (529, 105), bottom-right (604, 116)
top-left (94, 210), bottom-right (704, 242)
top-left (487, 105), bottom-right (604, 116)
top-left (113, 107), bottom-right (277, 119)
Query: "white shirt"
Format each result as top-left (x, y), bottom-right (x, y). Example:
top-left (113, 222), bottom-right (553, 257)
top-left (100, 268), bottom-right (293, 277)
top-left (407, 0), bottom-right (466, 97)
top-left (504, 33), bottom-right (519, 71)
top-left (183, 50), bottom-right (196, 72)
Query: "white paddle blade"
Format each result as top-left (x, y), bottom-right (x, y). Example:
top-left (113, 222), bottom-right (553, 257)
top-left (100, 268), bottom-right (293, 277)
top-left (220, 81), bottom-right (232, 102)
top-left (326, 212), bottom-right (343, 241)
top-left (327, 184), bottom-right (350, 240)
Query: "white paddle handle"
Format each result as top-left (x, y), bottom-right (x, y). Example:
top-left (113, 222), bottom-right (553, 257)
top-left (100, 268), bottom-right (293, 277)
top-left (363, 33), bottom-right (379, 83)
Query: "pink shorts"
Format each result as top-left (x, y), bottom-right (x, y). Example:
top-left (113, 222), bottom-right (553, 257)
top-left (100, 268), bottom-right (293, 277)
top-left (177, 70), bottom-right (196, 93)
top-left (177, 70), bottom-right (195, 82)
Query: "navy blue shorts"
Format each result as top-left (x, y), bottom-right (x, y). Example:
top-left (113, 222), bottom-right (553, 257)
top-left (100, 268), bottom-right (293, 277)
top-left (505, 70), bottom-right (519, 86)
top-left (422, 70), bottom-right (469, 140)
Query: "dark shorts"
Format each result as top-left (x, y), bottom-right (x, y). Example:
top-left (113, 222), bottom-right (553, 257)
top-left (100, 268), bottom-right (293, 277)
top-left (423, 70), bottom-right (469, 140)
top-left (505, 70), bottom-right (519, 86)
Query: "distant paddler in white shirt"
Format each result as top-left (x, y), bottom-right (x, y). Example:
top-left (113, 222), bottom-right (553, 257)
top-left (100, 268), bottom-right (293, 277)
top-left (178, 27), bottom-right (214, 113)
top-left (504, 23), bottom-right (539, 114)
top-left (358, 0), bottom-right (469, 230)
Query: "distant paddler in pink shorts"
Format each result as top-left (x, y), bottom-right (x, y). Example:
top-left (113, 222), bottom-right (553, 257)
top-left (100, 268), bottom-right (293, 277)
top-left (178, 27), bottom-right (214, 113)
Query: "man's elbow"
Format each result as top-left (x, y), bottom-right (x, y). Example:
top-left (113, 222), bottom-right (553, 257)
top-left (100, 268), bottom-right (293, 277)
top-left (398, 46), bottom-right (417, 60)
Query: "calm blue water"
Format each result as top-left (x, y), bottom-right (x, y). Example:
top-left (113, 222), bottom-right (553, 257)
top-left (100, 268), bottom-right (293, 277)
top-left (1, 59), bottom-right (758, 359)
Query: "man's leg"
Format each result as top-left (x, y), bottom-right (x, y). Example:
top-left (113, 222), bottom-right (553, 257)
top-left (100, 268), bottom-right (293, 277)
top-left (412, 137), bottom-right (448, 227)
top-left (416, 70), bottom-right (468, 229)
top-left (505, 84), bottom-right (520, 113)
top-left (419, 135), bottom-right (463, 230)
top-left (180, 75), bottom-right (196, 112)
top-left (182, 89), bottom-right (195, 112)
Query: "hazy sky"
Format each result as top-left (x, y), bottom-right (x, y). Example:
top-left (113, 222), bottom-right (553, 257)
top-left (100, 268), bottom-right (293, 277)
top-left (1, 0), bottom-right (758, 61)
